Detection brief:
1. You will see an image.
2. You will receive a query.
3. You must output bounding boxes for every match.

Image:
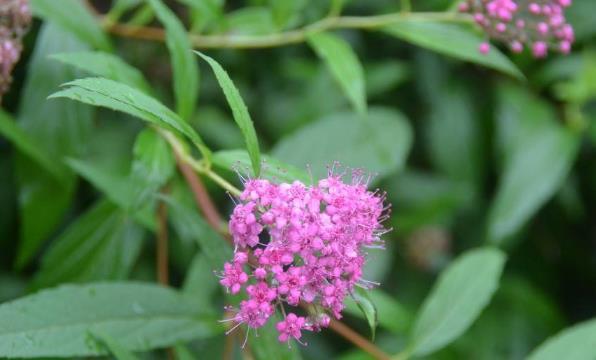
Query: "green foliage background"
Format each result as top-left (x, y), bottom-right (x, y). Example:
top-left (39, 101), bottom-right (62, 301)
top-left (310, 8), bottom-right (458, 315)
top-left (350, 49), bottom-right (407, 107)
top-left (1, 0), bottom-right (595, 359)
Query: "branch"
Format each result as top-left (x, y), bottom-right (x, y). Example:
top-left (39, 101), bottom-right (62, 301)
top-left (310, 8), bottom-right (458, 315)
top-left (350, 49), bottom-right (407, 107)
top-left (103, 12), bottom-right (471, 49)
top-left (329, 320), bottom-right (391, 360)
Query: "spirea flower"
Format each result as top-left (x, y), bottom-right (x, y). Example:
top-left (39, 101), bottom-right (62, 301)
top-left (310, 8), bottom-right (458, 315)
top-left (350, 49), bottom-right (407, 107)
top-left (459, 0), bottom-right (574, 58)
top-left (219, 166), bottom-right (390, 345)
top-left (0, 0), bottom-right (31, 102)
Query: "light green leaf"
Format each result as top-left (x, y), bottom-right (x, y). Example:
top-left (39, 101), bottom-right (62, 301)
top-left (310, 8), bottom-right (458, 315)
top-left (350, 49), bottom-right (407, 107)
top-left (308, 32), bottom-right (367, 114)
top-left (131, 128), bottom-right (175, 207)
top-left (272, 107), bottom-right (412, 180)
top-left (52, 51), bottom-right (151, 93)
top-left (488, 85), bottom-right (580, 244)
top-left (382, 21), bottom-right (523, 80)
top-left (49, 77), bottom-right (210, 159)
top-left (344, 289), bottom-right (413, 335)
top-left (148, 0), bottom-right (199, 121)
top-left (249, 313), bottom-right (302, 360)
top-left (410, 247), bottom-right (506, 356)
top-left (225, 7), bottom-right (276, 35)
top-left (0, 110), bottom-right (65, 181)
top-left (30, 0), bottom-right (112, 51)
top-left (31, 201), bottom-right (144, 290)
top-left (349, 288), bottom-right (378, 340)
top-left (212, 149), bottom-right (310, 183)
top-left (527, 319), bottom-right (596, 360)
top-left (15, 23), bottom-right (92, 268)
top-left (0, 282), bottom-right (221, 358)
top-left (195, 52), bottom-right (261, 176)
top-left (92, 330), bottom-right (139, 360)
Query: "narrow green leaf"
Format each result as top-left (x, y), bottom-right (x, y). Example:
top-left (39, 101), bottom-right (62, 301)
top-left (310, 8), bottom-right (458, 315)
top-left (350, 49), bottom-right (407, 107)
top-left (195, 52), bottom-right (261, 176)
top-left (527, 319), bottom-right (596, 360)
top-left (349, 288), bottom-right (378, 340)
top-left (344, 289), bottom-right (413, 335)
top-left (92, 330), bottom-right (140, 360)
top-left (0, 110), bottom-right (65, 181)
top-left (308, 32), bottom-right (367, 114)
top-left (272, 107), bottom-right (412, 180)
top-left (131, 128), bottom-right (175, 207)
top-left (31, 201), bottom-right (144, 290)
top-left (212, 149), bottom-right (310, 183)
top-left (148, 0), bottom-right (199, 121)
top-left (49, 77), bottom-right (211, 159)
top-left (182, 252), bottom-right (219, 311)
top-left (30, 0), bottom-right (112, 51)
top-left (52, 51), bottom-right (151, 93)
top-left (174, 345), bottom-right (197, 360)
top-left (410, 247), bottom-right (506, 356)
top-left (15, 23), bottom-right (92, 268)
top-left (382, 21), bottom-right (524, 80)
top-left (0, 282), bottom-right (221, 358)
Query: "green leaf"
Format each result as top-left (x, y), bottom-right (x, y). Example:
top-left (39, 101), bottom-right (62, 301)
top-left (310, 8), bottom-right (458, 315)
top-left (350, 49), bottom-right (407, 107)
top-left (131, 128), bottom-right (175, 207)
top-left (195, 52), bottom-right (261, 176)
top-left (212, 149), bottom-right (310, 183)
top-left (488, 85), bottom-right (580, 244)
top-left (183, 252), bottom-right (219, 311)
top-left (31, 201), bottom-right (144, 290)
top-left (52, 51), bottom-right (151, 93)
top-left (248, 313), bottom-right (302, 360)
top-left (49, 77), bottom-right (210, 159)
top-left (15, 23), bottom-right (92, 268)
top-left (92, 330), bottom-right (140, 360)
top-left (349, 288), bottom-right (378, 340)
top-left (0, 282), bottom-right (220, 358)
top-left (272, 107), bottom-right (412, 180)
top-left (344, 289), bottom-right (413, 335)
top-left (148, 0), bottom-right (199, 121)
top-left (174, 345), bottom-right (197, 360)
top-left (307, 32), bottom-right (367, 114)
top-left (66, 158), bottom-right (155, 229)
top-left (224, 7), bottom-right (276, 35)
top-left (527, 319), bottom-right (596, 360)
top-left (382, 21), bottom-right (523, 80)
top-left (0, 110), bottom-right (65, 181)
top-left (410, 247), bottom-right (506, 356)
top-left (30, 0), bottom-right (112, 51)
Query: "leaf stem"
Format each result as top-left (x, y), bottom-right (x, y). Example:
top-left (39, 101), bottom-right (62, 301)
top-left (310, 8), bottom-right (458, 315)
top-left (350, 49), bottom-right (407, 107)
top-left (328, 320), bottom-right (391, 360)
top-left (103, 12), bottom-right (472, 49)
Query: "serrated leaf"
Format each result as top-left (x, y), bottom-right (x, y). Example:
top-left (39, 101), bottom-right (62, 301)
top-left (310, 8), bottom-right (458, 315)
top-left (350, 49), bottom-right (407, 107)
top-left (196, 52), bottom-right (261, 176)
top-left (131, 128), bottom-right (175, 207)
top-left (49, 77), bottom-right (210, 159)
top-left (15, 23), bottom-right (92, 268)
top-left (382, 21), bottom-right (523, 80)
top-left (272, 107), bottom-right (412, 180)
top-left (349, 288), bottom-right (378, 340)
top-left (308, 32), bottom-right (367, 114)
top-left (52, 51), bottom-right (151, 93)
top-left (212, 149), bottom-right (310, 183)
top-left (0, 282), bottom-right (221, 358)
top-left (31, 201), bottom-right (144, 290)
top-left (0, 110), bottom-right (65, 181)
top-left (30, 0), bottom-right (112, 51)
top-left (148, 0), bottom-right (199, 121)
top-left (410, 247), bottom-right (506, 356)
top-left (527, 319), bottom-right (596, 360)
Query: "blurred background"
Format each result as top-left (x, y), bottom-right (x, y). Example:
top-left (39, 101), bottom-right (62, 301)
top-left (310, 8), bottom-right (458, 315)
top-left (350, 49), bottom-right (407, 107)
top-left (1, 0), bottom-right (595, 359)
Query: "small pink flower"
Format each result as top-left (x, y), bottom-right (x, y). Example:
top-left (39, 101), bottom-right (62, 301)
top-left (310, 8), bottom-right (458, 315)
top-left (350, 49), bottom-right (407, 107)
top-left (276, 313), bottom-right (306, 342)
top-left (479, 42), bottom-right (491, 54)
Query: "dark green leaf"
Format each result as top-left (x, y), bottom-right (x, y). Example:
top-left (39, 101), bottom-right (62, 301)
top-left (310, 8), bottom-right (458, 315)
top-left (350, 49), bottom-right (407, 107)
top-left (31, 201), bottom-right (144, 290)
top-left (344, 289), bottom-right (413, 335)
top-left (382, 21), bottom-right (523, 80)
top-left (52, 51), bottom-right (151, 93)
top-left (212, 149), bottom-right (310, 183)
top-left (174, 345), bottom-right (197, 360)
top-left (49, 77), bottom-right (210, 159)
top-left (349, 288), bottom-right (378, 340)
top-left (30, 0), bottom-right (112, 51)
top-left (272, 107), bottom-right (412, 180)
top-left (148, 0), bottom-right (199, 121)
top-left (527, 319), bottom-right (596, 360)
top-left (308, 32), bottom-right (367, 114)
top-left (410, 247), bottom-right (506, 356)
top-left (196, 52), bottom-right (261, 176)
top-left (0, 282), bottom-right (220, 358)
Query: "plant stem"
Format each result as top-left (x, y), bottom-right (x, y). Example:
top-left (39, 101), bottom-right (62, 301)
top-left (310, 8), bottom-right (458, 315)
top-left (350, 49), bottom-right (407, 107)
top-left (328, 320), bottom-right (391, 360)
top-left (156, 189), bottom-right (169, 285)
top-left (103, 12), bottom-right (471, 49)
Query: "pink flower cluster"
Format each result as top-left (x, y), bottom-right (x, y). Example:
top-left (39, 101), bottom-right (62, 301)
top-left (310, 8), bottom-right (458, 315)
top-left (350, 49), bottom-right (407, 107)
top-left (459, 0), bottom-right (574, 58)
top-left (219, 169), bottom-right (389, 344)
top-left (0, 0), bottom-right (30, 102)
